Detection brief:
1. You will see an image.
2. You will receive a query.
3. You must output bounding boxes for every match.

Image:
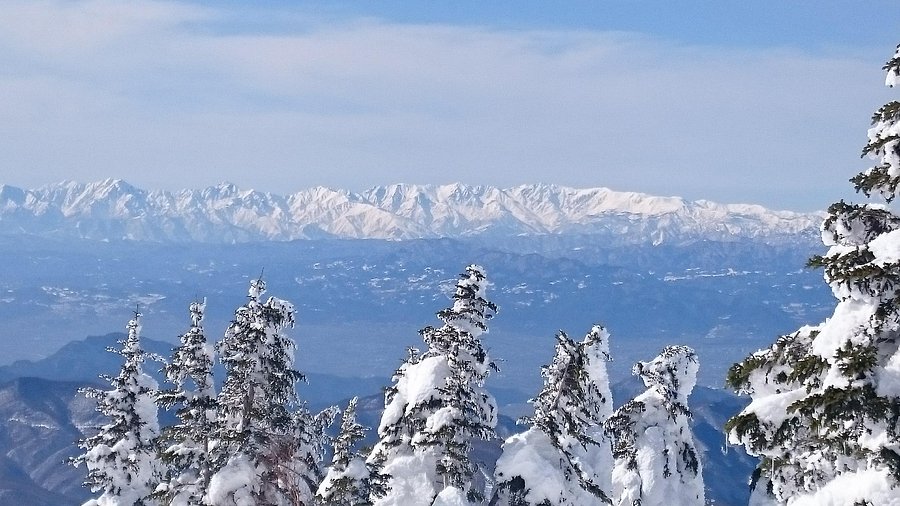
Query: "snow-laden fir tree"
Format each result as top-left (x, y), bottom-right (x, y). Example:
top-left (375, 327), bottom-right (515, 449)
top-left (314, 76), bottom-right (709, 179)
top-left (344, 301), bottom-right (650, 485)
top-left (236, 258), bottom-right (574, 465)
top-left (368, 264), bottom-right (499, 505)
top-left (73, 311), bottom-right (162, 506)
top-left (205, 278), bottom-right (312, 505)
top-left (725, 43), bottom-right (900, 506)
top-left (605, 345), bottom-right (703, 506)
top-left (155, 299), bottom-right (217, 505)
top-left (317, 397), bottom-right (374, 505)
top-left (492, 326), bottom-right (615, 506)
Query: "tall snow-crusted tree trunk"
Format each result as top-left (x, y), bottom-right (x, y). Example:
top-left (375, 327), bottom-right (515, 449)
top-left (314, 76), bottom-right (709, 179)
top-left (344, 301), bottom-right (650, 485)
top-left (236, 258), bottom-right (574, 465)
top-left (73, 312), bottom-right (162, 506)
top-left (726, 43), bottom-right (900, 506)
top-left (206, 278), bottom-right (313, 505)
top-left (492, 326), bottom-right (615, 505)
top-left (156, 299), bottom-right (217, 505)
top-left (368, 265), bottom-right (499, 505)
top-left (606, 346), bottom-right (703, 506)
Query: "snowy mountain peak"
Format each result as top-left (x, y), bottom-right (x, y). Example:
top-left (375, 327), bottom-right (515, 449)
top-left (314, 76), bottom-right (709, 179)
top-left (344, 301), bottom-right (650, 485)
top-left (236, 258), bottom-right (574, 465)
top-left (0, 181), bottom-right (823, 244)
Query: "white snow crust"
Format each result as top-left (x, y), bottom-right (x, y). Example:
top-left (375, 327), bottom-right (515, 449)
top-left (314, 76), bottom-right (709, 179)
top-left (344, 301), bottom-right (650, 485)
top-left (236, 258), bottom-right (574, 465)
top-left (378, 355), bottom-right (451, 434)
top-left (495, 429), bottom-right (604, 506)
top-left (792, 468), bottom-right (900, 506)
top-left (204, 455), bottom-right (260, 506)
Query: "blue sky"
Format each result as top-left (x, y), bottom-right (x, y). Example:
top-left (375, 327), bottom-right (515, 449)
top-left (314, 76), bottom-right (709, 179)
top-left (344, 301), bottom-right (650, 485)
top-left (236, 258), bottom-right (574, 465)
top-left (276, 1), bottom-right (895, 50)
top-left (0, 0), bottom-right (898, 210)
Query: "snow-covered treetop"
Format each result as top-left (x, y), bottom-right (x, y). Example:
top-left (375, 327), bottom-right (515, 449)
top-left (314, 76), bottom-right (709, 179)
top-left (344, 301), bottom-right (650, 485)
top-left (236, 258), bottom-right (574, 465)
top-left (156, 298), bottom-right (216, 506)
top-left (530, 326), bottom-right (613, 432)
top-left (851, 47), bottom-right (900, 202)
top-left (332, 396), bottom-right (366, 467)
top-left (634, 345), bottom-right (698, 402)
top-left (530, 332), bottom-right (580, 424)
top-left (316, 396), bottom-right (371, 505)
top-left (433, 264), bottom-right (497, 341)
top-left (583, 325), bottom-right (612, 377)
top-left (605, 345), bottom-right (703, 506)
top-left (75, 309), bottom-right (161, 506)
top-left (248, 277), bottom-right (265, 300)
top-left (583, 325), bottom-right (614, 421)
top-left (162, 299), bottom-right (213, 391)
top-left (370, 265), bottom-right (500, 504)
top-left (583, 324), bottom-right (611, 360)
top-left (123, 311), bottom-right (142, 354)
top-left (885, 44), bottom-right (900, 87)
top-left (189, 298), bottom-right (205, 328)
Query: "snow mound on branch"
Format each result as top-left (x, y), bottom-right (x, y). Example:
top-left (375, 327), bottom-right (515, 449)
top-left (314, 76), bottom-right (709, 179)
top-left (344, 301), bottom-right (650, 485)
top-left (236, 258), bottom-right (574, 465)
top-left (317, 458), bottom-right (369, 497)
top-left (377, 449), bottom-right (442, 504)
top-left (378, 355), bottom-right (451, 433)
top-left (793, 468), bottom-right (900, 506)
top-left (204, 455), bottom-right (260, 506)
top-left (433, 486), bottom-right (472, 506)
top-left (495, 429), bottom-right (602, 505)
top-left (634, 344), bottom-right (698, 401)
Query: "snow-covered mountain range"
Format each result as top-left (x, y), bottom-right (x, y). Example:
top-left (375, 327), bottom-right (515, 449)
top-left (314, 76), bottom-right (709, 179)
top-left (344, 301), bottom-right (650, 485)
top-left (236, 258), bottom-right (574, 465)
top-left (0, 179), bottom-right (822, 244)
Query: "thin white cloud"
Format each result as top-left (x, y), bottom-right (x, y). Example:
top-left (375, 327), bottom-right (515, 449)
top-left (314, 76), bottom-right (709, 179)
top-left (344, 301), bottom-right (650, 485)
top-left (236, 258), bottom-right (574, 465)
top-left (0, 0), bottom-right (208, 58)
top-left (0, 0), bottom-right (889, 210)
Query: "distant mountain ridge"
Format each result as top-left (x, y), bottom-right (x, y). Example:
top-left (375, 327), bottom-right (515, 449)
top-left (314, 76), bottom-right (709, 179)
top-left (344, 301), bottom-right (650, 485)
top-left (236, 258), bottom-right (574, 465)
top-left (0, 179), bottom-right (823, 244)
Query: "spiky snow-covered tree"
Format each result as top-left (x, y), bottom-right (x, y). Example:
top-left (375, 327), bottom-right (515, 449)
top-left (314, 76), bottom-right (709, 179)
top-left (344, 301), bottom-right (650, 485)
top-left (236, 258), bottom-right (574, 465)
top-left (74, 312), bottom-right (162, 506)
top-left (317, 397), bottom-right (374, 505)
top-left (368, 264), bottom-right (499, 505)
top-left (605, 346), bottom-right (703, 506)
top-left (205, 278), bottom-right (310, 505)
top-left (726, 43), bottom-right (900, 506)
top-left (156, 299), bottom-right (217, 505)
top-left (492, 326), bottom-right (615, 506)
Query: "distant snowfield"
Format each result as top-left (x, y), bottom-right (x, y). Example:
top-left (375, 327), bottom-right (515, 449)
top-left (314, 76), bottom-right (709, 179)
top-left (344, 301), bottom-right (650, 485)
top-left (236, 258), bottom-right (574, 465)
top-left (0, 179), bottom-right (823, 243)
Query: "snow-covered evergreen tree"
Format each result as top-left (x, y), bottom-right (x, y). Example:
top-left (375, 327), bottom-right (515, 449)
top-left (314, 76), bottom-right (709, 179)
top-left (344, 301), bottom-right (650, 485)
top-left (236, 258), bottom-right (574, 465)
top-left (368, 264), bottom-right (499, 505)
top-left (606, 346), bottom-right (703, 506)
top-left (317, 397), bottom-right (374, 505)
top-left (492, 325), bottom-right (615, 505)
top-left (725, 43), bottom-right (900, 505)
top-left (156, 299), bottom-right (217, 505)
top-left (74, 311), bottom-right (162, 506)
top-left (205, 278), bottom-right (310, 505)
